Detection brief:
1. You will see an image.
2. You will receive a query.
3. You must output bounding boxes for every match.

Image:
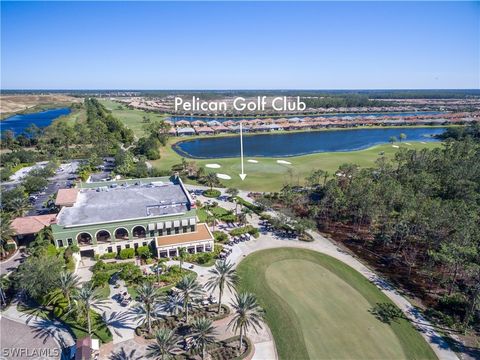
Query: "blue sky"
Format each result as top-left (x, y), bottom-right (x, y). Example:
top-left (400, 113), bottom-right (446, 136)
top-left (1, 1), bottom-right (478, 89)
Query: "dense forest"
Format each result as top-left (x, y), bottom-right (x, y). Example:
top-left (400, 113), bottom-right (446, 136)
top-left (261, 124), bottom-right (480, 336)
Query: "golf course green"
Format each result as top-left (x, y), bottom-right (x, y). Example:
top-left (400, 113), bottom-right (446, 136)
top-left (237, 248), bottom-right (437, 360)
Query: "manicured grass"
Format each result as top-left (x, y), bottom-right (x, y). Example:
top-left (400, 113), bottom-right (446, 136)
top-left (197, 207), bottom-right (209, 222)
top-left (151, 136), bottom-right (441, 192)
top-left (17, 303), bottom-right (113, 344)
top-left (210, 206), bottom-right (231, 217)
top-left (99, 99), bottom-right (168, 137)
top-left (237, 248), bottom-right (436, 360)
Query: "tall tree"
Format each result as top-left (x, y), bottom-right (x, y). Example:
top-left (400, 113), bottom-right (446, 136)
top-left (59, 272), bottom-right (80, 307)
top-left (191, 317), bottom-right (217, 360)
top-left (176, 275), bottom-right (204, 323)
top-left (205, 260), bottom-right (238, 313)
top-left (146, 327), bottom-right (181, 360)
top-left (134, 282), bottom-right (162, 334)
top-left (228, 292), bottom-right (265, 355)
top-left (71, 282), bottom-right (108, 335)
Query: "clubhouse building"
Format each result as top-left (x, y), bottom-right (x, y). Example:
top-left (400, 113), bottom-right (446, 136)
top-left (51, 176), bottom-right (214, 258)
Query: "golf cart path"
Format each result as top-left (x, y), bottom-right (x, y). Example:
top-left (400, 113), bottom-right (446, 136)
top-left (186, 185), bottom-right (458, 360)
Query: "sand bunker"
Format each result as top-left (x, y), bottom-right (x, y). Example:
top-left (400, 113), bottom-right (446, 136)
top-left (421, 141), bottom-right (427, 144)
top-left (216, 173), bottom-right (231, 180)
top-left (405, 142), bottom-right (412, 145)
top-left (277, 160), bottom-right (292, 165)
top-left (206, 163), bottom-right (221, 169)
top-left (248, 159), bottom-right (259, 163)
top-left (392, 145), bottom-right (399, 148)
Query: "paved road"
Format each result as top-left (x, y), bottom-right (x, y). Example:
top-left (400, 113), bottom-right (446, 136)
top-left (0, 248), bottom-right (27, 275)
top-left (0, 317), bottom-right (62, 360)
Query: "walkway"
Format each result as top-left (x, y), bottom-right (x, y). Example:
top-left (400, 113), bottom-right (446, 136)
top-left (0, 248), bottom-right (27, 275)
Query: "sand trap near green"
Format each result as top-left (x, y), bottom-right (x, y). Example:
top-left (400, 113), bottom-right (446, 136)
top-left (237, 248), bottom-right (436, 360)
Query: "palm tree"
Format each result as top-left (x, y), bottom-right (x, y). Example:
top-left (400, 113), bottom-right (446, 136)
top-left (146, 327), bottom-right (181, 360)
top-left (134, 282), bottom-right (162, 334)
top-left (228, 292), bottom-right (265, 355)
top-left (178, 247), bottom-right (187, 272)
top-left (9, 196), bottom-right (31, 217)
top-left (0, 213), bottom-right (15, 257)
top-left (176, 275), bottom-right (204, 323)
top-left (205, 260), bottom-right (238, 313)
top-left (207, 213), bottom-right (217, 232)
top-left (0, 275), bottom-right (10, 307)
top-left (59, 272), bottom-right (80, 307)
top-left (161, 293), bottom-right (183, 316)
top-left (191, 317), bottom-right (217, 360)
top-left (204, 172), bottom-right (217, 191)
top-left (71, 282), bottom-right (108, 335)
top-left (239, 207), bottom-right (252, 225)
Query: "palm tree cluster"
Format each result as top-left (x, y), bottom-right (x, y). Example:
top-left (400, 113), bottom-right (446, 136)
top-left (141, 260), bottom-right (265, 359)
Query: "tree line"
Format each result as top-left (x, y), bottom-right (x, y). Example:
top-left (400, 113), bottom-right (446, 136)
top-left (262, 126), bottom-right (479, 333)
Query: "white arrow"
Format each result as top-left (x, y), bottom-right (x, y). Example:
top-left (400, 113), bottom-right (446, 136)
top-left (239, 121), bottom-right (247, 181)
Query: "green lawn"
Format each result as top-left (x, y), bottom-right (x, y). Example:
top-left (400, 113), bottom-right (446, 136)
top-left (151, 136), bottom-right (441, 192)
top-left (237, 248), bottom-right (437, 360)
top-left (99, 99), bottom-right (168, 137)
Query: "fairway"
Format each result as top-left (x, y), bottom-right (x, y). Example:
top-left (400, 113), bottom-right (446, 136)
top-left (237, 248), bottom-right (437, 360)
top-left (151, 137), bottom-right (440, 192)
top-left (101, 98), bottom-right (444, 191)
top-left (99, 99), bottom-right (168, 137)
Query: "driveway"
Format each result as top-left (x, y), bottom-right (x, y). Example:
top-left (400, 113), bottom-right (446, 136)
top-left (0, 317), bottom-right (62, 360)
top-left (0, 248), bottom-right (27, 275)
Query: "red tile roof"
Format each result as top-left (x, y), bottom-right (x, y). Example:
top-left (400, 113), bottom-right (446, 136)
top-left (11, 214), bottom-right (57, 235)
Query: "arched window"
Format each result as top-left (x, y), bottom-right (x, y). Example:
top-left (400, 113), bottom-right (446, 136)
top-left (96, 230), bottom-right (111, 243)
top-left (132, 225), bottom-right (146, 238)
top-left (76, 232), bottom-right (92, 246)
top-left (114, 227), bottom-right (129, 240)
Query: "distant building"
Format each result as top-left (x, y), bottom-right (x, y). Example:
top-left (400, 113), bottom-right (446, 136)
top-left (51, 176), bottom-right (214, 258)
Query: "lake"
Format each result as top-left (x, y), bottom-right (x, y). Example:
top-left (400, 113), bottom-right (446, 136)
top-left (168, 111), bottom-right (445, 123)
top-left (173, 127), bottom-right (446, 159)
top-left (1, 108), bottom-right (72, 136)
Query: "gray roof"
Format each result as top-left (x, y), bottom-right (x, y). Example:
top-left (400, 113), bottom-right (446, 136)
top-left (57, 182), bottom-right (190, 227)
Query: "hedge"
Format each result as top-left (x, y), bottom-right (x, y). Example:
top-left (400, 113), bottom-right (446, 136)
top-left (203, 189), bottom-right (221, 198)
top-left (119, 248), bottom-right (135, 259)
top-left (230, 225), bottom-right (259, 238)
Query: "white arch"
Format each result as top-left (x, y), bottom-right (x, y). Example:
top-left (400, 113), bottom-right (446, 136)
top-left (76, 232), bottom-right (93, 244)
top-left (131, 225), bottom-right (146, 238)
top-left (113, 227), bottom-right (130, 240)
top-left (95, 229), bottom-right (112, 241)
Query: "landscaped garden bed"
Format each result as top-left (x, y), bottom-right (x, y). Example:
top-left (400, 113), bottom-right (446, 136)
top-left (203, 189), bottom-right (221, 198)
top-left (135, 303), bottom-right (231, 338)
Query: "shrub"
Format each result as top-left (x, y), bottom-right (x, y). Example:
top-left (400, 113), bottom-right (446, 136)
top-left (203, 189), bottom-right (221, 198)
top-left (69, 245), bottom-right (80, 253)
top-left (213, 231), bottom-right (228, 243)
top-left (136, 245), bottom-right (152, 259)
top-left (235, 196), bottom-right (263, 214)
top-left (46, 244), bottom-right (58, 257)
top-left (100, 252), bottom-right (116, 260)
top-left (92, 271), bottom-right (111, 287)
top-left (119, 248), bottom-right (135, 259)
top-left (230, 225), bottom-right (259, 238)
top-left (5, 243), bottom-right (16, 252)
top-left (118, 263), bottom-right (142, 283)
